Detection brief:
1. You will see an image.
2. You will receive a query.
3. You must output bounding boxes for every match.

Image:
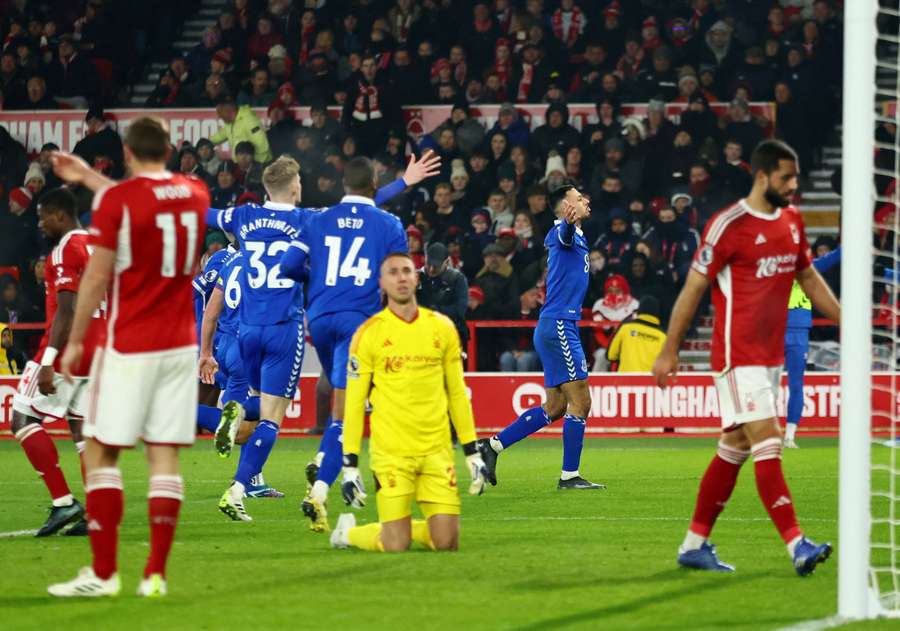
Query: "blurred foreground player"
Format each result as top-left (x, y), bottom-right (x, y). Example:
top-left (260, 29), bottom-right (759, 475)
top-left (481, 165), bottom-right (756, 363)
top-left (480, 185), bottom-right (604, 490)
top-left (47, 117), bottom-right (209, 597)
top-left (11, 188), bottom-right (106, 537)
top-left (652, 140), bottom-right (840, 576)
top-left (330, 253), bottom-right (487, 551)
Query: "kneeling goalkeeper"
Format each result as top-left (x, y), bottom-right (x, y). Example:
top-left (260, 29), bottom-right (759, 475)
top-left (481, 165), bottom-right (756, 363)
top-left (330, 252), bottom-right (488, 552)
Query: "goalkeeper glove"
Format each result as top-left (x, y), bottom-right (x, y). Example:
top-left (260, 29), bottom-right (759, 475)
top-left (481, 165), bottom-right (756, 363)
top-left (466, 454), bottom-right (488, 496)
top-left (341, 467), bottom-right (367, 508)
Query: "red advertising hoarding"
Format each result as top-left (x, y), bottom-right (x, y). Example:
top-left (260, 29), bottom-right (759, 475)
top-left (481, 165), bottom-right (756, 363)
top-left (1, 372), bottom-right (893, 438)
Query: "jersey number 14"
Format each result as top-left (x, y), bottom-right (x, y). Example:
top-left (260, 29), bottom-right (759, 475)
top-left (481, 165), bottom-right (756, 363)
top-left (324, 236), bottom-right (371, 287)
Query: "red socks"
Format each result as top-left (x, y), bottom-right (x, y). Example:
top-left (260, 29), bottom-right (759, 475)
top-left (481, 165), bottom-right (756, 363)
top-left (15, 424), bottom-right (72, 502)
top-left (688, 442), bottom-right (749, 537)
top-left (86, 467), bottom-right (124, 580)
top-left (751, 438), bottom-right (802, 544)
top-left (144, 475), bottom-right (184, 579)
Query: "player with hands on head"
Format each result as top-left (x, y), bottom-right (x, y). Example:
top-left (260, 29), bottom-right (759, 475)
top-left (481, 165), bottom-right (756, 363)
top-left (652, 139), bottom-right (840, 576)
top-left (330, 252), bottom-right (487, 552)
top-left (479, 185), bottom-right (606, 491)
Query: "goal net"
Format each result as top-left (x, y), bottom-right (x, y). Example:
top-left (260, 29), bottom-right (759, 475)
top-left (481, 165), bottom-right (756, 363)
top-left (843, 0), bottom-right (900, 619)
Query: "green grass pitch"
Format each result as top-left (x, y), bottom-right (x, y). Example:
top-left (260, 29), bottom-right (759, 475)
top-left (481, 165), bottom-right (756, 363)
top-left (0, 437), bottom-right (894, 630)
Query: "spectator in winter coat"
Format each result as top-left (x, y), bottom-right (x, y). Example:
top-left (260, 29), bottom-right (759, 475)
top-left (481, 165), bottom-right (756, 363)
top-left (605, 295), bottom-right (666, 372)
top-left (699, 20), bottom-right (739, 77)
top-left (594, 208), bottom-right (638, 273)
top-left (211, 96), bottom-right (273, 163)
top-left (342, 54), bottom-right (402, 156)
top-left (472, 242), bottom-right (519, 369)
top-left (46, 35), bottom-right (99, 108)
top-left (0, 323), bottom-right (28, 374)
top-left (417, 242), bottom-right (470, 345)
top-left (642, 205), bottom-right (700, 285)
top-left (591, 273), bottom-right (639, 365)
top-left (72, 107), bottom-right (125, 178)
top-left (498, 286), bottom-right (543, 372)
top-left (210, 160), bottom-right (245, 209)
top-left (488, 102), bottom-right (530, 149)
top-left (531, 102), bottom-right (581, 165)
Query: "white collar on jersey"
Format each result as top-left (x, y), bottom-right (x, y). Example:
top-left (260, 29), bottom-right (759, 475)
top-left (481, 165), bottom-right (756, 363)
top-left (554, 218), bottom-right (584, 236)
top-left (133, 170), bottom-right (173, 180)
top-left (740, 198), bottom-right (782, 221)
top-left (263, 201), bottom-right (296, 211)
top-left (341, 194), bottom-right (375, 206)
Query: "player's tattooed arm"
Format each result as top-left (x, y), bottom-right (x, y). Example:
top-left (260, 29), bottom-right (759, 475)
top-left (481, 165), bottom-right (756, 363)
top-left (797, 265), bottom-right (840, 325)
top-left (652, 270), bottom-right (710, 388)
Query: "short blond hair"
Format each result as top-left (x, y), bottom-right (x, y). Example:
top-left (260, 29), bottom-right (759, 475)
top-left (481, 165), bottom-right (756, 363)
top-left (262, 155), bottom-right (300, 195)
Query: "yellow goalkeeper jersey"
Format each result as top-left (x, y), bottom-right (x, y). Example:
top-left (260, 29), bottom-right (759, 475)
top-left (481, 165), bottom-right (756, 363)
top-left (344, 306), bottom-right (477, 458)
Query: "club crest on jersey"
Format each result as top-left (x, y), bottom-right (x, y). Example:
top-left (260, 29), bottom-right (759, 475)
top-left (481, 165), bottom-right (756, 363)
top-left (789, 223), bottom-right (800, 244)
top-left (698, 244), bottom-right (714, 266)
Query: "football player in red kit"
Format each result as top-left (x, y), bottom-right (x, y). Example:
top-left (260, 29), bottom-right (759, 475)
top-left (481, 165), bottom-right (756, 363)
top-left (653, 140), bottom-right (841, 576)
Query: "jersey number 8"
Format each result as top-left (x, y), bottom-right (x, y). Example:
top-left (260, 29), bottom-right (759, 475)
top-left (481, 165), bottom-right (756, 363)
top-left (245, 241), bottom-right (294, 289)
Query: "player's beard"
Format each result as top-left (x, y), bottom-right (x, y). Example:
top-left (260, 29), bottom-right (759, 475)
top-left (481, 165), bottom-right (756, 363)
top-left (764, 185), bottom-right (792, 209)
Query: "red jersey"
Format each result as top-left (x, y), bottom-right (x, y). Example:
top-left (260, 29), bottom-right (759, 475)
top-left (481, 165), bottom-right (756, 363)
top-left (38, 230), bottom-right (107, 376)
top-left (89, 172), bottom-right (209, 354)
top-left (691, 199), bottom-right (812, 371)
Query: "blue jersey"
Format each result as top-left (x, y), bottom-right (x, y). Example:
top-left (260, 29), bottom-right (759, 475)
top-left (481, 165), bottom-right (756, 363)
top-left (207, 202), bottom-right (309, 326)
top-left (280, 194), bottom-right (408, 322)
top-left (786, 247), bottom-right (842, 329)
top-left (192, 246), bottom-right (237, 341)
top-left (540, 220), bottom-right (590, 321)
top-left (215, 250), bottom-right (243, 337)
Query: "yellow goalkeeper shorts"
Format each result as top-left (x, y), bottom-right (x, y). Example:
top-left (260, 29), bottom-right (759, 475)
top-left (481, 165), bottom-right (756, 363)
top-left (370, 448), bottom-right (461, 522)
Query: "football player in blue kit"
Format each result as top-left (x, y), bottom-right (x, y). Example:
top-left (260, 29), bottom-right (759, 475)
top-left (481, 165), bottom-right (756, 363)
top-left (208, 152), bottom-right (441, 521)
top-left (480, 185), bottom-right (606, 490)
top-left (198, 250), bottom-right (284, 498)
top-left (192, 242), bottom-right (236, 411)
top-left (280, 157), bottom-right (412, 532)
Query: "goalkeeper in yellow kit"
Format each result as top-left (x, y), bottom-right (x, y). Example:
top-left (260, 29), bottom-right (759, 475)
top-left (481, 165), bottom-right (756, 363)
top-left (330, 252), bottom-right (488, 552)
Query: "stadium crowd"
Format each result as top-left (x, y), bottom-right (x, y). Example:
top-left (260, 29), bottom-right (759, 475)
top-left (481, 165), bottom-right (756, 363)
top-left (0, 0), bottom-right (846, 370)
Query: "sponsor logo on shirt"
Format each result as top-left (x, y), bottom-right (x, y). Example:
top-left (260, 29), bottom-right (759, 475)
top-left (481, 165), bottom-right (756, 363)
top-left (755, 253), bottom-right (798, 278)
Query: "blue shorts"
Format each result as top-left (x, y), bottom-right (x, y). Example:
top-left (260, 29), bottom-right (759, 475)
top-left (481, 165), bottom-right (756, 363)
top-left (534, 318), bottom-right (588, 388)
top-left (239, 319), bottom-right (305, 398)
top-left (214, 332), bottom-right (249, 405)
top-left (309, 312), bottom-right (368, 390)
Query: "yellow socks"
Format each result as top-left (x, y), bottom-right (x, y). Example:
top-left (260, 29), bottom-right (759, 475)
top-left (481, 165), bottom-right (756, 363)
top-left (411, 519), bottom-right (435, 550)
top-left (347, 523), bottom-right (384, 551)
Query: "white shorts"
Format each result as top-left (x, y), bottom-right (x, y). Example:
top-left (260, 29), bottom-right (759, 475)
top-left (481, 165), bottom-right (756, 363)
top-left (714, 365), bottom-right (782, 430)
top-left (84, 347), bottom-right (198, 448)
top-left (13, 361), bottom-right (89, 421)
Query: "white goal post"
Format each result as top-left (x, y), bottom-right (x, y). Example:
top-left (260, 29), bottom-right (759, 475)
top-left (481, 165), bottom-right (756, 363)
top-left (841, 0), bottom-right (900, 620)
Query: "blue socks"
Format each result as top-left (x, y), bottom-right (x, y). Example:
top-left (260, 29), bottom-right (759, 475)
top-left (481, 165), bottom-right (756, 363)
top-left (234, 420), bottom-right (279, 487)
top-left (562, 414), bottom-right (586, 473)
top-left (243, 395), bottom-right (260, 421)
top-left (317, 420), bottom-right (344, 486)
top-left (496, 406), bottom-right (551, 449)
top-left (197, 405), bottom-right (221, 433)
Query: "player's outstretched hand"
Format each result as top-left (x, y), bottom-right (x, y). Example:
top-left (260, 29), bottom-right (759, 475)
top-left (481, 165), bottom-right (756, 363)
top-left (402, 149), bottom-right (442, 187)
top-left (466, 454), bottom-right (488, 496)
top-left (341, 467), bottom-right (367, 509)
top-left (652, 350), bottom-right (678, 389)
top-left (50, 151), bottom-right (92, 185)
top-left (562, 200), bottom-right (579, 225)
top-left (37, 365), bottom-right (57, 395)
top-left (198, 354), bottom-right (219, 385)
top-left (59, 343), bottom-right (83, 385)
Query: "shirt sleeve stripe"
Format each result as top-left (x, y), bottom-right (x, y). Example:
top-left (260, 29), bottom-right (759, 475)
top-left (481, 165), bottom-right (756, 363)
top-left (289, 240), bottom-right (310, 253)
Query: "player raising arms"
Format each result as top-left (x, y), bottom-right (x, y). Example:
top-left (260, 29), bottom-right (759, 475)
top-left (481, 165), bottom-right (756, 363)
top-left (281, 157), bottom-right (411, 532)
top-left (479, 185), bottom-right (604, 490)
top-left (47, 117), bottom-right (209, 597)
top-left (330, 253), bottom-right (487, 552)
top-left (11, 188), bottom-right (105, 537)
top-left (652, 140), bottom-right (840, 576)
